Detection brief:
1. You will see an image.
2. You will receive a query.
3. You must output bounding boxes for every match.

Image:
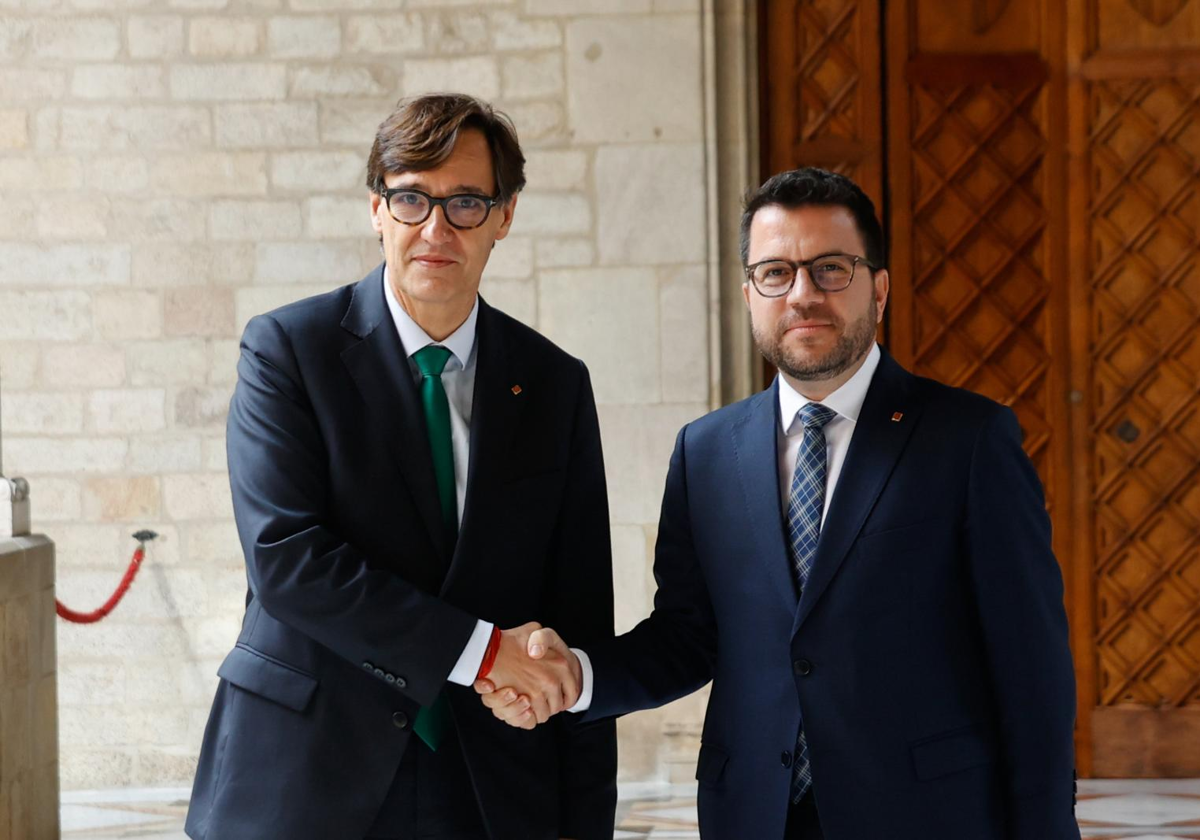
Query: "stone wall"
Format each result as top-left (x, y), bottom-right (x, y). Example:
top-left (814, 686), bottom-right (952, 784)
top-left (0, 534), bottom-right (59, 838)
top-left (0, 0), bottom-right (738, 789)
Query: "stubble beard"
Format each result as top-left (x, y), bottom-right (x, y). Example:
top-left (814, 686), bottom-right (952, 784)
top-left (753, 297), bottom-right (878, 382)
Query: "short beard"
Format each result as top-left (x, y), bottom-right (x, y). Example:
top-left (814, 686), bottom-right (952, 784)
top-left (754, 298), bottom-right (878, 382)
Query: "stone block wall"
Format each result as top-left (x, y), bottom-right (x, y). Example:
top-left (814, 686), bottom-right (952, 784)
top-left (0, 1), bottom-right (722, 789)
top-left (0, 535), bottom-right (59, 838)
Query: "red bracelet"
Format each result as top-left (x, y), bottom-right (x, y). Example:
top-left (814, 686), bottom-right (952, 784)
top-left (476, 625), bottom-right (503, 680)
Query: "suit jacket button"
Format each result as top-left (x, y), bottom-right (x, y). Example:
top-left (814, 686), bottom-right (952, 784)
top-left (363, 661), bottom-right (373, 670)
top-left (781, 750), bottom-right (792, 767)
top-left (395, 676), bottom-right (407, 689)
top-left (385, 673), bottom-right (395, 683)
top-left (392, 712), bottom-right (409, 730)
top-left (793, 659), bottom-right (812, 676)
top-left (374, 668), bottom-right (386, 679)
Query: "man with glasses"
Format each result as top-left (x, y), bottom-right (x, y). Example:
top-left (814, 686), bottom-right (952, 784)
top-left (477, 168), bottom-right (1079, 839)
top-left (186, 93), bottom-right (616, 840)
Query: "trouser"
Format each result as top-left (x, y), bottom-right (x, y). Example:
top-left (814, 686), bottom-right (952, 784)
top-left (784, 791), bottom-right (824, 840)
top-left (364, 728), bottom-right (488, 840)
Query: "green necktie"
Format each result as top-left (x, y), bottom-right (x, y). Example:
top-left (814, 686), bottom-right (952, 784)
top-left (411, 344), bottom-right (457, 751)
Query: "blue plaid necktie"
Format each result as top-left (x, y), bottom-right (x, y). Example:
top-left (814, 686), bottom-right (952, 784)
top-left (786, 402), bottom-right (836, 804)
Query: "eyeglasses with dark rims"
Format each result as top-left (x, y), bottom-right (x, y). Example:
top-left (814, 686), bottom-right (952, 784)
top-left (380, 187), bottom-right (500, 230)
top-left (744, 253), bottom-right (877, 297)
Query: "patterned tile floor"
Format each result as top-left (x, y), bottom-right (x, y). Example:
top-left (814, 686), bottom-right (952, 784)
top-left (60, 779), bottom-right (1200, 839)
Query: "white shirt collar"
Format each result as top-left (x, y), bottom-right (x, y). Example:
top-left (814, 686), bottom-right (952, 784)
top-left (778, 343), bottom-right (882, 434)
top-left (383, 266), bottom-right (478, 370)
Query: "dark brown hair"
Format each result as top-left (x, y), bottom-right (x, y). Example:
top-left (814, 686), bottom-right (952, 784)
top-left (739, 167), bottom-right (886, 268)
top-left (366, 93), bottom-right (526, 201)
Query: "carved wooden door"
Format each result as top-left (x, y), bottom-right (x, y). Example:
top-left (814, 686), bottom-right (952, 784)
top-left (1067, 0), bottom-right (1200, 777)
top-left (762, 0), bottom-right (1200, 776)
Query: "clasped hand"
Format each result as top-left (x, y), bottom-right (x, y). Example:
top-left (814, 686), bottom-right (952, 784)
top-left (473, 623), bottom-right (575, 730)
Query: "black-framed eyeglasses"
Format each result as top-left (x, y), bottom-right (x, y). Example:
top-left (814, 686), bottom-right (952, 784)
top-left (380, 187), bottom-right (500, 230)
top-left (744, 253), bottom-right (876, 297)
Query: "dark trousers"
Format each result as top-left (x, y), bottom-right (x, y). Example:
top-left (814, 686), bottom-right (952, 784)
top-left (365, 729), bottom-right (487, 840)
top-left (784, 792), bottom-right (824, 840)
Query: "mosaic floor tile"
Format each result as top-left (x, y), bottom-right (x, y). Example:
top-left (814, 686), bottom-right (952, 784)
top-left (60, 780), bottom-right (1200, 839)
top-left (1076, 794), bottom-right (1200, 827)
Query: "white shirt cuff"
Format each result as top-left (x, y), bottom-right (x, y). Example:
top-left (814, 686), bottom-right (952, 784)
top-left (566, 647), bottom-right (593, 713)
top-left (446, 619), bottom-right (494, 686)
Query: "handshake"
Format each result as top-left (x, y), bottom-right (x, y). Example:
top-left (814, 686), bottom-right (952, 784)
top-left (472, 623), bottom-right (577, 730)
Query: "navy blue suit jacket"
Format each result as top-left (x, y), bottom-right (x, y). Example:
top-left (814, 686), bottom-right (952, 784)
top-left (584, 350), bottom-right (1078, 840)
top-left (186, 268), bottom-right (617, 840)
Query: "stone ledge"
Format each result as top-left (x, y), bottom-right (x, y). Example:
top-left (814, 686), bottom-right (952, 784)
top-left (0, 531), bottom-right (53, 558)
top-left (0, 531), bottom-right (60, 840)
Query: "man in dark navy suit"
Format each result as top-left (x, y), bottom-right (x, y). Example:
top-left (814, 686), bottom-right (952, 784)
top-left (185, 93), bottom-right (616, 840)
top-left (478, 168), bottom-right (1079, 840)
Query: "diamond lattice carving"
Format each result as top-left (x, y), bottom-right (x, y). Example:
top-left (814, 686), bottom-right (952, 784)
top-left (1128, 0), bottom-right (1191, 27)
top-left (794, 0), bottom-right (861, 146)
top-left (908, 81), bottom-right (1053, 486)
top-left (1089, 78), bottom-right (1200, 709)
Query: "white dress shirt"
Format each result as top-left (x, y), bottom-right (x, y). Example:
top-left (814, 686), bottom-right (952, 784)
top-left (383, 270), bottom-right (493, 686)
top-left (571, 344), bottom-right (883, 713)
top-left (777, 342), bottom-right (881, 525)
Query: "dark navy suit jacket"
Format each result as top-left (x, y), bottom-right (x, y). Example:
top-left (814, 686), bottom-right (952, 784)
top-left (186, 267), bottom-right (617, 840)
top-left (584, 350), bottom-right (1079, 840)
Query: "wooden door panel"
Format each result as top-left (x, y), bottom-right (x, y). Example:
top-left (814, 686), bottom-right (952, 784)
top-left (1096, 0), bottom-right (1200, 48)
top-left (1082, 73), bottom-right (1200, 775)
top-left (762, 0), bottom-right (883, 205)
top-left (899, 59), bottom-right (1056, 483)
top-left (885, 0), bottom-right (1067, 520)
top-left (914, 0), bottom-right (1041, 52)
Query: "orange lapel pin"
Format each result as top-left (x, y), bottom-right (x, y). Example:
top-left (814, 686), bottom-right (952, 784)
top-left (891, 411), bottom-right (904, 422)
top-left (511, 385), bottom-right (523, 395)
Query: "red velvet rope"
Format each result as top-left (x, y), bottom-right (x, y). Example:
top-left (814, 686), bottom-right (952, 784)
top-left (56, 532), bottom-right (155, 624)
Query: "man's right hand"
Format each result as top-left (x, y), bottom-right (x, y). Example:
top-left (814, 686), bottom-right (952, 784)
top-left (475, 625), bottom-right (577, 729)
top-left (478, 623), bottom-right (580, 727)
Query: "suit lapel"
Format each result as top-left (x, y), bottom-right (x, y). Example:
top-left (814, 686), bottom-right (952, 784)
top-left (440, 299), bottom-right (525, 594)
top-left (791, 350), bottom-right (924, 636)
top-left (731, 381), bottom-right (800, 616)
top-left (339, 269), bottom-right (450, 562)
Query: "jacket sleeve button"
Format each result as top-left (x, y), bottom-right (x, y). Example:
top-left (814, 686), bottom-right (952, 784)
top-left (395, 676), bottom-right (408, 689)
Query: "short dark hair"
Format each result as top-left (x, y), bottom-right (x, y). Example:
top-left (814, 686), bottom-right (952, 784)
top-left (366, 93), bottom-right (526, 202)
top-left (739, 167), bottom-right (885, 268)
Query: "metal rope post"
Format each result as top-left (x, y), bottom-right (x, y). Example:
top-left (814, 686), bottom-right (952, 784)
top-left (1, 371), bottom-right (31, 538)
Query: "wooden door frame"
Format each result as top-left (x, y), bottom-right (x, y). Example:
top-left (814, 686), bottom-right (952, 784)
top-left (1065, 0), bottom-right (1097, 777)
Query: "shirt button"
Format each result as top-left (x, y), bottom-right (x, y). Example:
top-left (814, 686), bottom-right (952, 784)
top-left (781, 751), bottom-right (792, 767)
top-left (793, 659), bottom-right (812, 676)
top-left (392, 712), bottom-right (409, 730)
